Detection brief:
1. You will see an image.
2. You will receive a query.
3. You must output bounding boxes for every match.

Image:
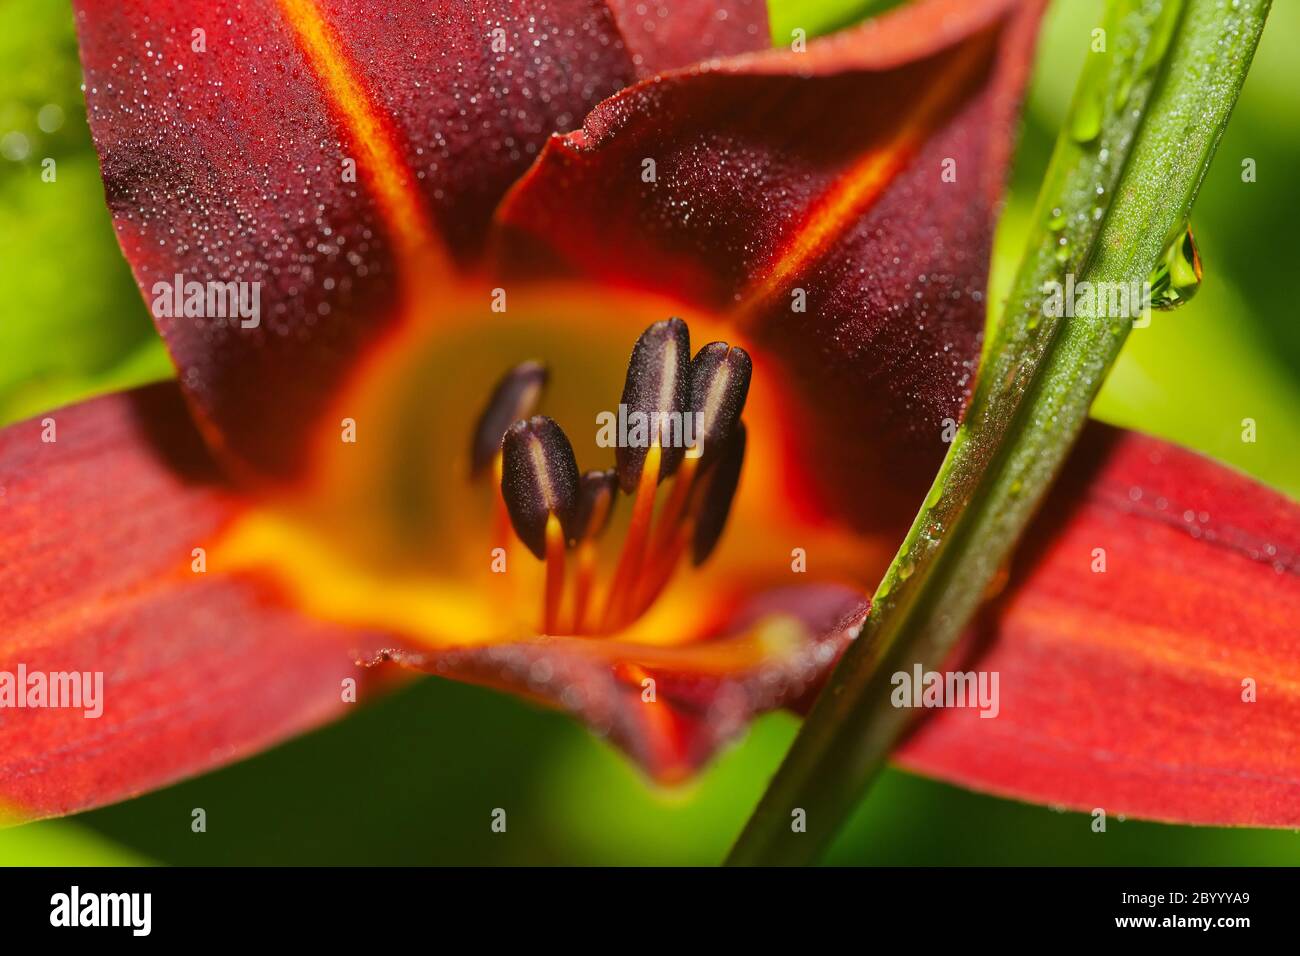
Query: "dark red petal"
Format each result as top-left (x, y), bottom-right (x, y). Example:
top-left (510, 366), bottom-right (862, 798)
top-left (310, 0), bottom-right (640, 258)
top-left (75, 0), bottom-right (761, 480)
top-left (366, 584), bottom-right (869, 782)
top-left (0, 385), bottom-right (379, 822)
top-left (896, 424), bottom-right (1300, 827)
top-left (493, 0), bottom-right (1044, 533)
top-left (605, 0), bottom-right (770, 75)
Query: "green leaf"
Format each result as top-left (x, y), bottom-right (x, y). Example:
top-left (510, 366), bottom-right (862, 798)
top-left (727, 0), bottom-right (1273, 866)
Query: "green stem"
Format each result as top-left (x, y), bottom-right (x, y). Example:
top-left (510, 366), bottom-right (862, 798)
top-left (726, 0), bottom-right (1270, 867)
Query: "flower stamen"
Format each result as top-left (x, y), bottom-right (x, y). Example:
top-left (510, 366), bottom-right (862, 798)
top-left (691, 424), bottom-right (746, 566)
top-left (499, 416), bottom-right (579, 632)
top-left (479, 320), bottom-right (750, 637)
top-left (470, 361), bottom-right (547, 478)
top-left (570, 470), bottom-right (618, 633)
top-left (543, 513), bottom-right (567, 635)
top-left (615, 318), bottom-right (691, 491)
top-left (601, 441), bottom-right (663, 631)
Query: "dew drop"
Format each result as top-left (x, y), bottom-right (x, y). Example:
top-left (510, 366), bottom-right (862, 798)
top-left (1147, 224), bottom-right (1203, 310)
top-left (1069, 90), bottom-right (1103, 144)
top-left (925, 481), bottom-right (944, 509)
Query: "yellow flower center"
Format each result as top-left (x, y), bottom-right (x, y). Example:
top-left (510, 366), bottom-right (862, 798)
top-left (213, 282), bottom-right (888, 650)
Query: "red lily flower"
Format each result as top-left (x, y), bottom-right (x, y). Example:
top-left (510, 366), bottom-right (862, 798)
top-left (2, 0), bottom-right (1296, 830)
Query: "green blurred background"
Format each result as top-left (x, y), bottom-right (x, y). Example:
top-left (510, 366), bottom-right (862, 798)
top-left (1, 0), bottom-right (1297, 865)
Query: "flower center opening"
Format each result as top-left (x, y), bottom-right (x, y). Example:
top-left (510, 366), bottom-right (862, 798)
top-left (472, 318), bottom-right (752, 636)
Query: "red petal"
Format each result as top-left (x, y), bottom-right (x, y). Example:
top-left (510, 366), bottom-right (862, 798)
top-left (366, 584), bottom-right (869, 782)
top-left (74, 1), bottom-right (760, 480)
top-left (493, 0), bottom-right (1044, 532)
top-left (896, 424), bottom-right (1300, 827)
top-left (0, 386), bottom-right (377, 822)
top-left (605, 0), bottom-right (770, 74)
